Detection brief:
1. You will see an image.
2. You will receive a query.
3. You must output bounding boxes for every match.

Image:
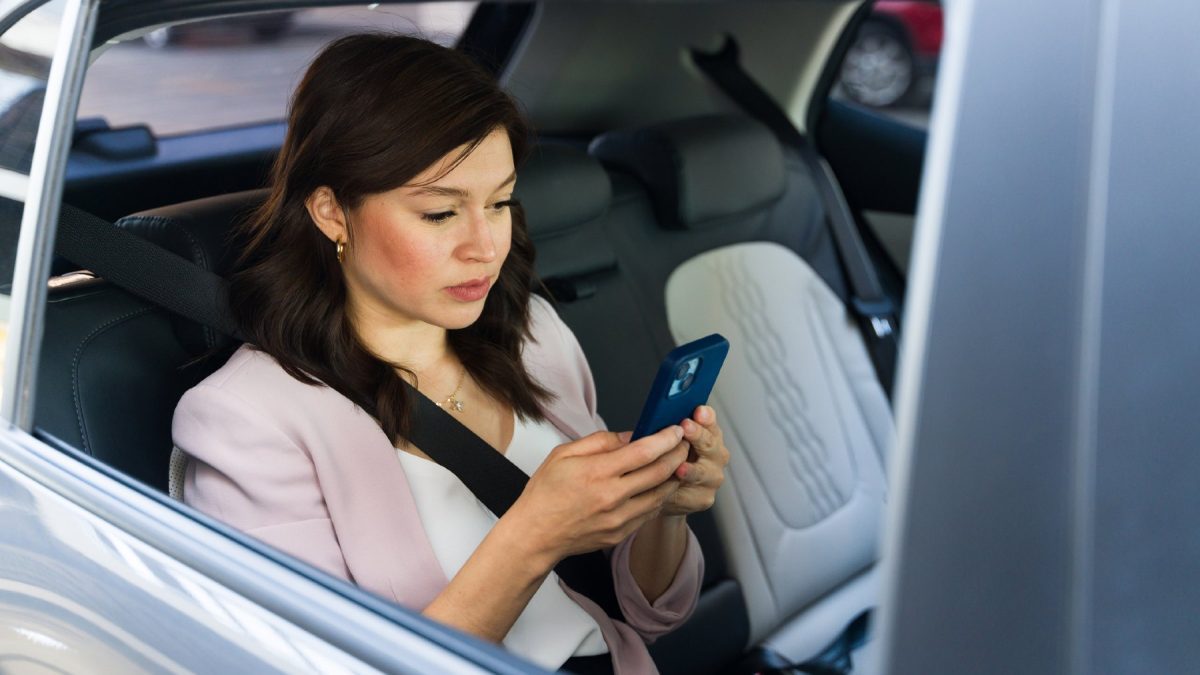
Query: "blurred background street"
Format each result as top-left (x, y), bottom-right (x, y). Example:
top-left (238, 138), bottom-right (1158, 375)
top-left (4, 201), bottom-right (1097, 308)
top-left (79, 5), bottom-right (476, 135)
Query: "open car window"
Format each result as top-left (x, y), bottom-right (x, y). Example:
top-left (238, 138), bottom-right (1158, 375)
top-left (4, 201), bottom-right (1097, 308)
top-left (830, 0), bottom-right (940, 129)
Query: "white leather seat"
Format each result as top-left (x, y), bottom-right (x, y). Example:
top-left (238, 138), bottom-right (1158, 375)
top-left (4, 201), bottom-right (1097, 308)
top-left (666, 240), bottom-right (892, 665)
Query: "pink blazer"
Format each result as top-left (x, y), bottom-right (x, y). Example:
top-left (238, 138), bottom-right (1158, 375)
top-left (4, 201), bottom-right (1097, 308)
top-left (172, 296), bottom-right (703, 674)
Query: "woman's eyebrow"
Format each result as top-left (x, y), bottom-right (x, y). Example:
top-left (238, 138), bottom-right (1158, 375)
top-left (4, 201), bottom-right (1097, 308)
top-left (410, 185), bottom-right (468, 198)
top-left (410, 171), bottom-right (517, 198)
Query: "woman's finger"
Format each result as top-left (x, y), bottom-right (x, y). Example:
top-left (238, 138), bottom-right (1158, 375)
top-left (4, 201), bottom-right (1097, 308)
top-left (681, 418), bottom-right (718, 454)
top-left (556, 430), bottom-right (627, 458)
top-left (618, 440), bottom-right (689, 498)
top-left (620, 474), bottom-right (681, 518)
top-left (675, 459), bottom-right (715, 486)
top-left (603, 425), bottom-right (685, 475)
top-left (693, 406), bottom-right (724, 442)
top-left (693, 405), bottom-right (717, 426)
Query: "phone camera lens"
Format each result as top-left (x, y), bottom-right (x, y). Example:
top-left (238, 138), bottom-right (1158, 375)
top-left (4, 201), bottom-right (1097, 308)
top-left (675, 362), bottom-right (691, 381)
top-left (680, 373), bottom-right (695, 391)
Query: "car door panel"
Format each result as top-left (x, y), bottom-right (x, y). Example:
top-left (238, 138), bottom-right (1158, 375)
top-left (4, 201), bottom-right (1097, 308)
top-left (818, 96), bottom-right (927, 215)
top-left (0, 439), bottom-right (370, 673)
top-left (863, 209), bottom-right (915, 275)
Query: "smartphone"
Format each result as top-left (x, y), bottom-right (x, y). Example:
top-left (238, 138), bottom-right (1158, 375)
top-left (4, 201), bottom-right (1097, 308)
top-left (631, 334), bottom-right (730, 440)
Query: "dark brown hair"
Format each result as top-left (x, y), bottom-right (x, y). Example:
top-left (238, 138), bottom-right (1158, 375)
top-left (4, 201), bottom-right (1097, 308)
top-left (228, 33), bottom-right (550, 444)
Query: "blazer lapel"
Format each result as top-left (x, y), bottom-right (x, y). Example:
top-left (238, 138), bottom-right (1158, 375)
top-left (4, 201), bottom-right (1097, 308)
top-left (300, 387), bottom-right (449, 609)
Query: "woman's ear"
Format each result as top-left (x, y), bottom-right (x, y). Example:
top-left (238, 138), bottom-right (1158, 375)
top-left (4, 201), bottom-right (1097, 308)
top-left (305, 186), bottom-right (349, 244)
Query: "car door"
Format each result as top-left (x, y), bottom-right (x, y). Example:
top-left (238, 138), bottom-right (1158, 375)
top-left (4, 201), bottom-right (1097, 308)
top-left (0, 2), bottom-right (534, 672)
top-left (874, 1), bottom-right (1200, 673)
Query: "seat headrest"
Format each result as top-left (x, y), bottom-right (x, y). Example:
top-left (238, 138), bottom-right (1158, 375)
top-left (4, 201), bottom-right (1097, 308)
top-left (115, 189), bottom-right (265, 354)
top-left (516, 144), bottom-right (616, 280)
top-left (589, 115), bottom-right (786, 230)
top-left (517, 144), bottom-right (612, 237)
top-left (116, 189), bottom-right (266, 278)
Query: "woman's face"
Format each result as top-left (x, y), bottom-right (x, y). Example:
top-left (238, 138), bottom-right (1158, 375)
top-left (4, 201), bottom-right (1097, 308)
top-left (340, 128), bottom-right (516, 332)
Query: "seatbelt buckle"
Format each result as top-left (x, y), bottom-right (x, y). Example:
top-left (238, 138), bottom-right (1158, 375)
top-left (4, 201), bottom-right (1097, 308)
top-left (851, 297), bottom-right (897, 339)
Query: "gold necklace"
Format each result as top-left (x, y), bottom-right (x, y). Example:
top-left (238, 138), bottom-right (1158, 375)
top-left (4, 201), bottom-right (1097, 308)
top-left (434, 367), bottom-right (467, 413)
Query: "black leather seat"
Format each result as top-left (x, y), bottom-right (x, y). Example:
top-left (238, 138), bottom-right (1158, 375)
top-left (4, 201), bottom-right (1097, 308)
top-left (36, 191), bottom-right (262, 490)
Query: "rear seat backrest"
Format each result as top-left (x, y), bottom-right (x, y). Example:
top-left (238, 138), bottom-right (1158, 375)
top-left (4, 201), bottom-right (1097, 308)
top-left (591, 115), bottom-right (893, 664)
top-left (515, 143), bottom-right (664, 429)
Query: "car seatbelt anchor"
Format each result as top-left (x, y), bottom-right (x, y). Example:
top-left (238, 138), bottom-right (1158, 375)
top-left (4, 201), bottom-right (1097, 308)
top-left (851, 297), bottom-right (897, 339)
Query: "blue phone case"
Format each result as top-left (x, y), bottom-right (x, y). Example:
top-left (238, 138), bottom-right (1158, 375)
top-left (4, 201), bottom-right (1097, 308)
top-left (631, 334), bottom-right (730, 440)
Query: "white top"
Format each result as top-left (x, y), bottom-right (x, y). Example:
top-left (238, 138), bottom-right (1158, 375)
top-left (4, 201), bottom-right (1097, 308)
top-left (396, 414), bottom-right (609, 669)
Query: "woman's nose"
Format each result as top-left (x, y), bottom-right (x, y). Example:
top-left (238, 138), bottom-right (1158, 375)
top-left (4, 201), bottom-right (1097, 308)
top-left (459, 209), bottom-right (497, 262)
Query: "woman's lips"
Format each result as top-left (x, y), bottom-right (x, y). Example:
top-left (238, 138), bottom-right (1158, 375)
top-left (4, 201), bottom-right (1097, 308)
top-left (444, 276), bottom-right (492, 302)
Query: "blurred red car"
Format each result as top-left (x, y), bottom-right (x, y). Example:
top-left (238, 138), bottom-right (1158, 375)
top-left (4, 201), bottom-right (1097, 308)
top-left (839, 0), bottom-right (943, 108)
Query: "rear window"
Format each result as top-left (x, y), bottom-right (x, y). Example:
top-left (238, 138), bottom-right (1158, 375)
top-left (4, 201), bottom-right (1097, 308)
top-left (78, 4), bottom-right (477, 137)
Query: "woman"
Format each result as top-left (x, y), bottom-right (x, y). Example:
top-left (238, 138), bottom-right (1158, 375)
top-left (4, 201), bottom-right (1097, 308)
top-left (172, 33), bottom-right (730, 674)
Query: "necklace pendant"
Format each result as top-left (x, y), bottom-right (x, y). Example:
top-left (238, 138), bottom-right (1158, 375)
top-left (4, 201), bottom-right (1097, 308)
top-left (450, 398), bottom-right (464, 412)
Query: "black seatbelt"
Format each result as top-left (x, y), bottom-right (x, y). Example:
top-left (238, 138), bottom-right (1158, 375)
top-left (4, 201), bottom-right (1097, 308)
top-left (690, 36), bottom-right (899, 396)
top-left (57, 204), bottom-right (241, 338)
top-left (409, 388), bottom-right (625, 623)
top-left (54, 204), bottom-right (626, 623)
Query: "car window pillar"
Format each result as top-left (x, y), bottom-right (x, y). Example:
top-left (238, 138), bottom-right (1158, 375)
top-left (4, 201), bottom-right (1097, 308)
top-left (1, 0), bottom-right (98, 426)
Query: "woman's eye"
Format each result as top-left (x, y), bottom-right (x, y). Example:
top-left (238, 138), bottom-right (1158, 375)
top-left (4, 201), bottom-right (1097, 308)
top-left (491, 199), bottom-right (518, 212)
top-left (422, 210), bottom-right (456, 224)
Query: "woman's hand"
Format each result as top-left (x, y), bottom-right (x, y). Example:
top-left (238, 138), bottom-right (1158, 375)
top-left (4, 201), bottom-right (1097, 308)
top-left (661, 405), bottom-right (729, 517)
top-left (502, 425), bottom-right (690, 571)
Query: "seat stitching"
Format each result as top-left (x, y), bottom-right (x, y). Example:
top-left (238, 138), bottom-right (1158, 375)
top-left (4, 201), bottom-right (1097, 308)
top-left (71, 306), bottom-right (157, 455)
top-left (719, 250), bottom-right (847, 523)
top-left (802, 289), bottom-right (864, 485)
top-left (710, 251), bottom-right (828, 525)
top-left (806, 282), bottom-right (889, 477)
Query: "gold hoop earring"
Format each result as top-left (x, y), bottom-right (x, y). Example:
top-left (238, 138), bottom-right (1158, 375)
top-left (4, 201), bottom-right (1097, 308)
top-left (336, 239), bottom-right (346, 263)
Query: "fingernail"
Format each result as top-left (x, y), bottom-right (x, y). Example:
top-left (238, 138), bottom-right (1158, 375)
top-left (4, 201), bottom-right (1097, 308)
top-left (673, 425), bottom-right (684, 440)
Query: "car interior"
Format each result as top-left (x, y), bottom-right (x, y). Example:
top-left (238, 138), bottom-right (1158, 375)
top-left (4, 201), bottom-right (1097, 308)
top-left (29, 1), bottom-right (933, 673)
